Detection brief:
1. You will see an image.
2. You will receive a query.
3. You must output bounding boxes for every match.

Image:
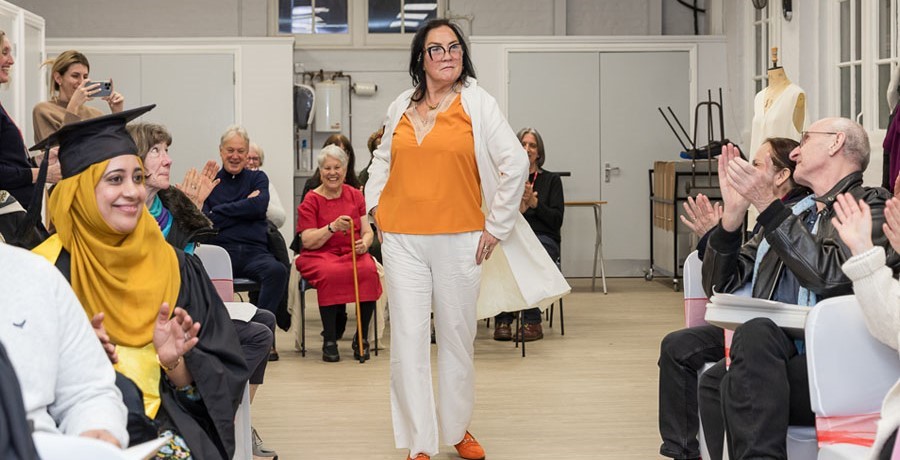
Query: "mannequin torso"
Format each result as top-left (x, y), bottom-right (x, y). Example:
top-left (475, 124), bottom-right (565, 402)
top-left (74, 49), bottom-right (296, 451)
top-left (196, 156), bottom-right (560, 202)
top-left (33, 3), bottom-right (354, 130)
top-left (764, 67), bottom-right (805, 134)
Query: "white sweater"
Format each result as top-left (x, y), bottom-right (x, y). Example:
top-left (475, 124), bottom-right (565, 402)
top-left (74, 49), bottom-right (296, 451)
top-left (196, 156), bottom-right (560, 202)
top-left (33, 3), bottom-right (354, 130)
top-left (0, 243), bottom-right (128, 448)
top-left (841, 246), bottom-right (900, 458)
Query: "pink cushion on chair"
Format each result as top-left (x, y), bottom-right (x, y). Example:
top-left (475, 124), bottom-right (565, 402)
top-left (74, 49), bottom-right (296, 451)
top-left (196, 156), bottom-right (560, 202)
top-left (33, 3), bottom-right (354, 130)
top-left (684, 297), bottom-right (709, 328)
top-left (815, 413), bottom-right (879, 448)
top-left (209, 278), bottom-right (234, 302)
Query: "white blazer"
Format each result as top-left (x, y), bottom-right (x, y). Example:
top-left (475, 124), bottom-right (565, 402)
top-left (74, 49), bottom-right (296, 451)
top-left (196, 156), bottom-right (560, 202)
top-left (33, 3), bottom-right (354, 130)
top-left (365, 78), bottom-right (571, 318)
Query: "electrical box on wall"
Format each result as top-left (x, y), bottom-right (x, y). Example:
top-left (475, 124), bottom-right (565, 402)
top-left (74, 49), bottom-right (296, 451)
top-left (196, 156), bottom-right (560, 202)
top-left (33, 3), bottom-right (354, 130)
top-left (315, 80), bottom-right (342, 132)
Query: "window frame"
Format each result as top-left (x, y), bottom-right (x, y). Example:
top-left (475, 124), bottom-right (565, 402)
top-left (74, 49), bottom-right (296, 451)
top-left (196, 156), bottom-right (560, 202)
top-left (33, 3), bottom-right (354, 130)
top-left (832, 0), bottom-right (864, 124)
top-left (873, 0), bottom-right (900, 130)
top-left (269, 0), bottom-right (446, 49)
top-left (745, 2), bottom-right (772, 128)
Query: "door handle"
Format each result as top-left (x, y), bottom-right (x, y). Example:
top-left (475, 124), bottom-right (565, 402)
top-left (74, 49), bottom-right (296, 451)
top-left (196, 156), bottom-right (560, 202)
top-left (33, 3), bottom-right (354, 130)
top-left (604, 162), bottom-right (620, 183)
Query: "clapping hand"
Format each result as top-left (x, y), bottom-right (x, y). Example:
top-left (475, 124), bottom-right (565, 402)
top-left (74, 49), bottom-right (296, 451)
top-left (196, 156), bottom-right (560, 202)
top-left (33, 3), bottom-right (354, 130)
top-left (884, 198), bottom-right (900, 254)
top-left (832, 193), bottom-right (874, 256)
top-left (153, 303), bottom-right (200, 372)
top-left (726, 150), bottom-right (778, 213)
top-left (520, 182), bottom-right (538, 213)
top-left (177, 160), bottom-right (221, 209)
top-left (680, 193), bottom-right (722, 238)
top-left (90, 312), bottom-right (118, 365)
top-left (718, 143), bottom-right (751, 232)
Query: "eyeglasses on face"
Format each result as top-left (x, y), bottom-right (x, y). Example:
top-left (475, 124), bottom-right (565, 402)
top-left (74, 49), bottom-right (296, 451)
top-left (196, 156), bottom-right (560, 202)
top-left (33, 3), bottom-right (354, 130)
top-left (425, 43), bottom-right (463, 61)
top-left (799, 130), bottom-right (839, 147)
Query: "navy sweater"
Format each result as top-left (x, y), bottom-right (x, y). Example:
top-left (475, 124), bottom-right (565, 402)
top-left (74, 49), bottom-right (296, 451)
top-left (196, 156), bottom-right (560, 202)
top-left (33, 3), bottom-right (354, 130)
top-left (0, 103), bottom-right (34, 207)
top-left (204, 169), bottom-right (270, 251)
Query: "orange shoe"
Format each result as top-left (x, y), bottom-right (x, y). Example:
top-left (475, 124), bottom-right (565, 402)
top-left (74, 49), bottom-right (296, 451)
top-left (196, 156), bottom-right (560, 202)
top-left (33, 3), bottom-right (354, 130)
top-left (406, 454), bottom-right (430, 460)
top-left (454, 431), bottom-right (485, 460)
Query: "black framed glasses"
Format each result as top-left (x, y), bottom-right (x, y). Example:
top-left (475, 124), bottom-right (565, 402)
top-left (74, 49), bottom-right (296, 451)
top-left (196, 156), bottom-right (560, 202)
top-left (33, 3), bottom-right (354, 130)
top-left (425, 43), bottom-right (463, 61)
top-left (800, 130), bottom-right (839, 147)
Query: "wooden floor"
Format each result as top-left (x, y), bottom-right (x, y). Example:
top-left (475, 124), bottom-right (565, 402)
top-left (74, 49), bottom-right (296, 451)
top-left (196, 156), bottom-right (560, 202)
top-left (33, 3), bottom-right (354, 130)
top-left (250, 278), bottom-right (684, 459)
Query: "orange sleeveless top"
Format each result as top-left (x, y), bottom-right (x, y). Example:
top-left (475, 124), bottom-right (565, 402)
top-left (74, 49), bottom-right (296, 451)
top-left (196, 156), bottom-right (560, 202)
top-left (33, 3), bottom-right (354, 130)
top-left (376, 94), bottom-right (484, 234)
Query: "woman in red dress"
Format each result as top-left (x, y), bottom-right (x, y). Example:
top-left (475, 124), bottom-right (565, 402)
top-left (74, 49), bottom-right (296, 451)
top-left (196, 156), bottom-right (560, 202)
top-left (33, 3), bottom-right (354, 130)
top-left (296, 144), bottom-right (382, 362)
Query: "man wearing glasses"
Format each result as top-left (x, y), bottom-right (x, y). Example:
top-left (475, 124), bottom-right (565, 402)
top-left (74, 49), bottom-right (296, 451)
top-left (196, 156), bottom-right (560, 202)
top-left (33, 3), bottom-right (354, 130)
top-left (698, 117), bottom-right (896, 459)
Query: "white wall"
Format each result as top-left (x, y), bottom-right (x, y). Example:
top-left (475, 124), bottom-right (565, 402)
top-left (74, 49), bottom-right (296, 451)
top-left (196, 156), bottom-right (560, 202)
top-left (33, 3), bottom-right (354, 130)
top-left (13, 0), bottom-right (269, 37)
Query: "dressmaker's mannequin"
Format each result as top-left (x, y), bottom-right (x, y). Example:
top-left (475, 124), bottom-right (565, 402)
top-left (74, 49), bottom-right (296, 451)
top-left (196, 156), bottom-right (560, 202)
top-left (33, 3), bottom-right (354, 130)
top-left (749, 48), bottom-right (805, 161)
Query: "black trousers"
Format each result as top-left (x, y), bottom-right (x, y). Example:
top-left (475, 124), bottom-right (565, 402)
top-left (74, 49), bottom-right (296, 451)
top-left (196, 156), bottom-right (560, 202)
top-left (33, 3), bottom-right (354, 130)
top-left (320, 301), bottom-right (375, 343)
top-left (720, 318), bottom-right (814, 459)
top-left (658, 324), bottom-right (724, 459)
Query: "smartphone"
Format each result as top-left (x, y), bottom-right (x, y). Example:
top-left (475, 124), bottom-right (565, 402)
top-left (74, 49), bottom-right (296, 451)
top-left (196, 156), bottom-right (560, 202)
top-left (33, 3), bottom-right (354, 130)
top-left (88, 80), bottom-right (112, 98)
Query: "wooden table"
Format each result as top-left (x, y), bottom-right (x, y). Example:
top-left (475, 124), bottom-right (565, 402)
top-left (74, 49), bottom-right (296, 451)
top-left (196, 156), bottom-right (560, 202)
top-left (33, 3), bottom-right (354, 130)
top-left (564, 201), bottom-right (608, 293)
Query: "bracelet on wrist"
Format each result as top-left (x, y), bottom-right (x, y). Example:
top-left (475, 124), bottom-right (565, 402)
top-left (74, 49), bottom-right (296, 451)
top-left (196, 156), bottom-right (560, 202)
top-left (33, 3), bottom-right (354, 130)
top-left (157, 355), bottom-right (182, 372)
top-left (327, 223), bottom-right (335, 233)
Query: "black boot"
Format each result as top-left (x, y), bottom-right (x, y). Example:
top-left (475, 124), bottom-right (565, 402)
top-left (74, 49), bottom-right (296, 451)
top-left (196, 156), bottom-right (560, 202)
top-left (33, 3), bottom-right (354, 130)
top-left (351, 333), bottom-right (370, 361)
top-left (322, 341), bottom-right (340, 362)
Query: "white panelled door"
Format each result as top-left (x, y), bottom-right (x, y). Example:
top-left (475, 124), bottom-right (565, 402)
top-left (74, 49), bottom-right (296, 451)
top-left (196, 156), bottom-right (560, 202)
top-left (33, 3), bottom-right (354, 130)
top-left (508, 50), bottom-right (690, 277)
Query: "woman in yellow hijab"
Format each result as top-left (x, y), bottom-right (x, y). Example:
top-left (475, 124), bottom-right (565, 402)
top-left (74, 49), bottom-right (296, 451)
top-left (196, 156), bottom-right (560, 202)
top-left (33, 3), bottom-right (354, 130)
top-left (32, 105), bottom-right (249, 459)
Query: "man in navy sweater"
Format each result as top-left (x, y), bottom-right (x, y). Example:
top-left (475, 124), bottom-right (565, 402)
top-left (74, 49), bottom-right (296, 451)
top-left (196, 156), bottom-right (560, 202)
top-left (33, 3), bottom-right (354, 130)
top-left (204, 125), bottom-right (288, 322)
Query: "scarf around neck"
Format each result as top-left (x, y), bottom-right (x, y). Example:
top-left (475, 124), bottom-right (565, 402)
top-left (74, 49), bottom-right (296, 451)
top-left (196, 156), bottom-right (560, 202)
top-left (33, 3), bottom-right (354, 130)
top-left (751, 194), bottom-right (819, 306)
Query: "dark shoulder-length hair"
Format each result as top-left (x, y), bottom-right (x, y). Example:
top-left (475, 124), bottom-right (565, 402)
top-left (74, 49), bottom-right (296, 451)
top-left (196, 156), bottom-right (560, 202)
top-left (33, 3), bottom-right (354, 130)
top-left (408, 19), bottom-right (476, 103)
top-left (764, 136), bottom-right (810, 196)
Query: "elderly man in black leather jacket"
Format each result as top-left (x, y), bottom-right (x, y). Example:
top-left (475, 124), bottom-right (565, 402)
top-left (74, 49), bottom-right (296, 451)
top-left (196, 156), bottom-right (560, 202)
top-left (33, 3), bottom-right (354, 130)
top-left (700, 117), bottom-right (894, 460)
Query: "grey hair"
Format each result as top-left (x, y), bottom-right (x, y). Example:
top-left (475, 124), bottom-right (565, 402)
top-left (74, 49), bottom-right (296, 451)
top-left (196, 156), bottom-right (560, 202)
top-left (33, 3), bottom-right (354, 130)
top-left (317, 144), bottom-right (348, 168)
top-left (219, 125), bottom-right (250, 149)
top-left (250, 142), bottom-right (265, 166)
top-left (829, 118), bottom-right (870, 171)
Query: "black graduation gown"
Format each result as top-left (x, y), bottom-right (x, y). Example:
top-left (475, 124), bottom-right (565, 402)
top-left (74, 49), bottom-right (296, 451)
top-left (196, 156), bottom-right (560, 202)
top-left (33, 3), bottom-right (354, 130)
top-left (54, 249), bottom-right (249, 459)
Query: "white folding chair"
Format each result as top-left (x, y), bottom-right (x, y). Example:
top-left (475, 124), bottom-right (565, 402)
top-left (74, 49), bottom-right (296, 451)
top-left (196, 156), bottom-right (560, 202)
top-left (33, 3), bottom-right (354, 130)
top-left (193, 244), bottom-right (255, 460)
top-left (806, 295), bottom-right (900, 459)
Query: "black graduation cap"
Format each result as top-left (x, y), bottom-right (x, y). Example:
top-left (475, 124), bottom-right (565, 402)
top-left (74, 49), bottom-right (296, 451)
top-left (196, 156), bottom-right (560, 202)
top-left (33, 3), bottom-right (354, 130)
top-left (29, 104), bottom-right (155, 178)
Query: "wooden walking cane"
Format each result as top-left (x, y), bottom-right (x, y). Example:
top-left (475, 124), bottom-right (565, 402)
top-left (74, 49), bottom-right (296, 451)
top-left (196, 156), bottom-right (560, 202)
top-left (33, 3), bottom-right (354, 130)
top-left (350, 218), bottom-right (365, 363)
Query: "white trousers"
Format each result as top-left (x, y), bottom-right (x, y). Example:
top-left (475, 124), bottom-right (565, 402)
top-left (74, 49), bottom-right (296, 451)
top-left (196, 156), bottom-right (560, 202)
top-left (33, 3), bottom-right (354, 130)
top-left (382, 231), bottom-right (482, 457)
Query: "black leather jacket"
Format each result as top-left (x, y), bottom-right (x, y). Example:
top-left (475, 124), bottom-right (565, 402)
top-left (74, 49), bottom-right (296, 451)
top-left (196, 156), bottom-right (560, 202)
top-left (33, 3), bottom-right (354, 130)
top-left (702, 172), bottom-right (895, 300)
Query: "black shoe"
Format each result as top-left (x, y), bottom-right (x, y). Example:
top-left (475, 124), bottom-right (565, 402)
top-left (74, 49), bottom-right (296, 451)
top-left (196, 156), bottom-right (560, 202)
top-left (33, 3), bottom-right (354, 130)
top-left (322, 341), bottom-right (340, 362)
top-left (268, 347), bottom-right (280, 361)
top-left (352, 334), bottom-right (370, 361)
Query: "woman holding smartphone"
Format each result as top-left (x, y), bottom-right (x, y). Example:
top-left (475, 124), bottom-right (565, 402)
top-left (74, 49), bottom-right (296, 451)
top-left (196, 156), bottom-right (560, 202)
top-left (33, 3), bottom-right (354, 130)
top-left (32, 49), bottom-right (125, 143)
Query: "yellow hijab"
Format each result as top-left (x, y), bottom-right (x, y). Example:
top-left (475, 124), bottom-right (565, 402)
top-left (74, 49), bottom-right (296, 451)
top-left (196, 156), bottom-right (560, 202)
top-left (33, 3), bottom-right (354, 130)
top-left (48, 159), bottom-right (180, 347)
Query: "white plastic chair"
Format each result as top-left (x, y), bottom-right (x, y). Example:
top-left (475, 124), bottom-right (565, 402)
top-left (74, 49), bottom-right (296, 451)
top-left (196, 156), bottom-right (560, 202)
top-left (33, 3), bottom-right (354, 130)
top-left (682, 250), bottom-right (719, 460)
top-left (805, 295), bottom-right (900, 459)
top-left (192, 244), bottom-right (254, 460)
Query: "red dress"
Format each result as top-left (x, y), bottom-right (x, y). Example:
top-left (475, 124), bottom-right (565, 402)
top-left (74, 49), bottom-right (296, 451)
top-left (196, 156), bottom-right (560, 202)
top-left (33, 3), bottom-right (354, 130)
top-left (296, 184), bottom-right (382, 306)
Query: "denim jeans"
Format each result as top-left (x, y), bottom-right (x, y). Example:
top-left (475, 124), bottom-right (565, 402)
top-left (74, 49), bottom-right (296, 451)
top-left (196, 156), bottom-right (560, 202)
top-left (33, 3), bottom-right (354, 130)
top-left (658, 324), bottom-right (724, 459)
